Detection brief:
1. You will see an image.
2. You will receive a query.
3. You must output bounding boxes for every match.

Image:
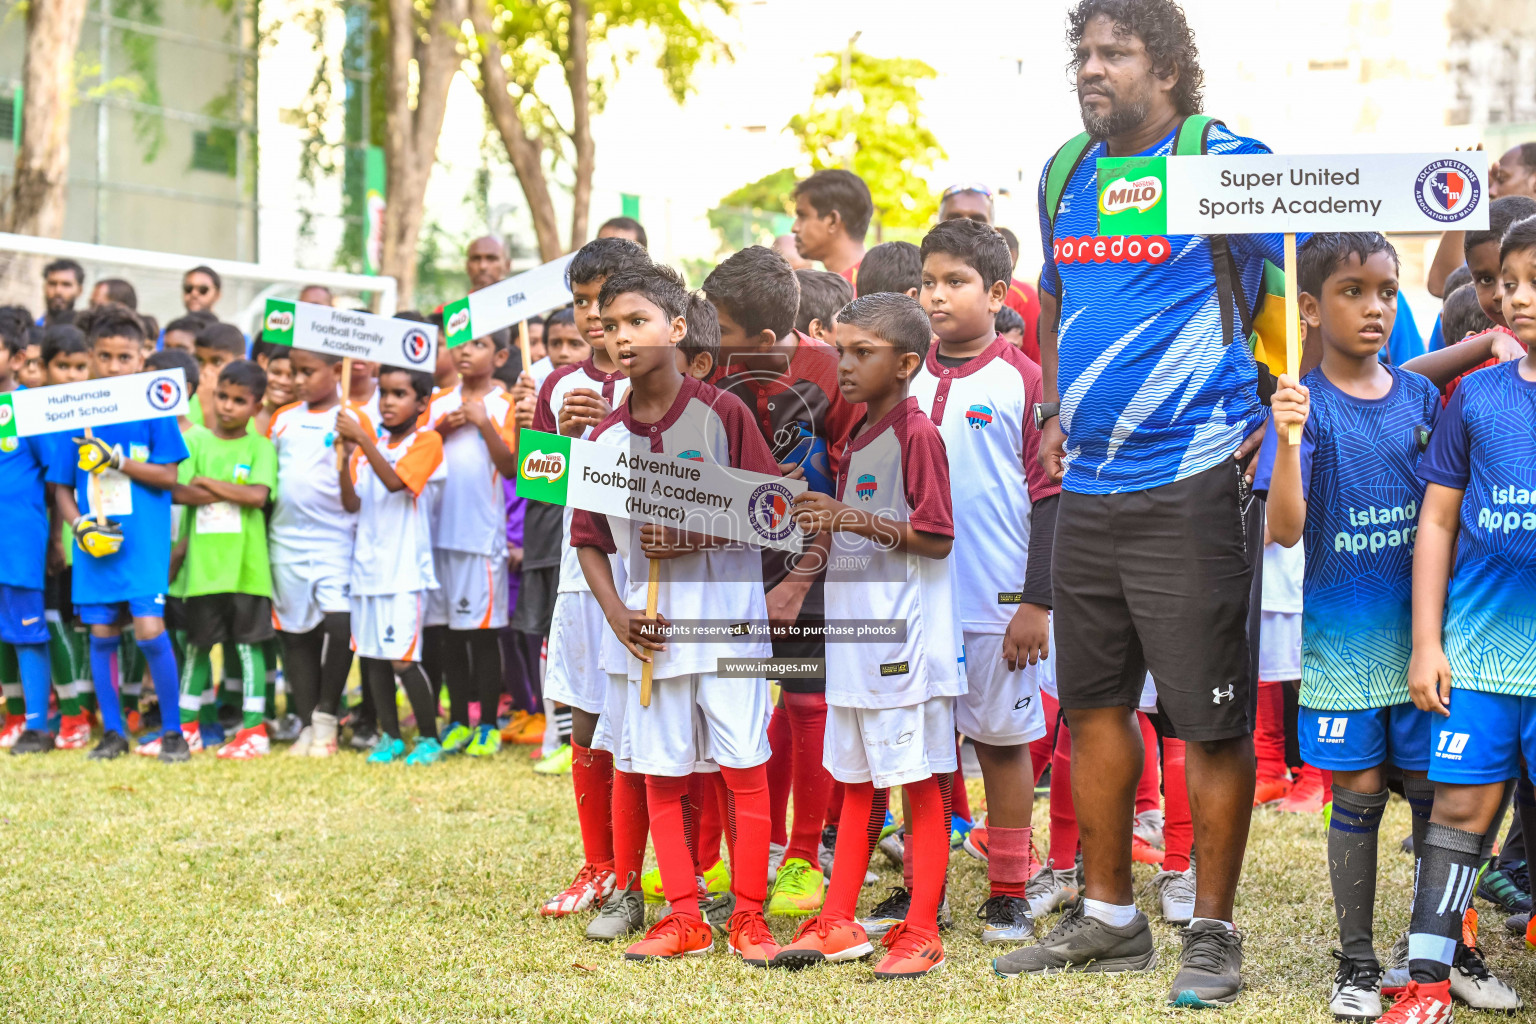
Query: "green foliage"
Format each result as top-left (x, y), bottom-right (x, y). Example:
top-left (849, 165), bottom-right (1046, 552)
top-left (787, 49), bottom-right (945, 231)
top-left (706, 166), bottom-right (796, 252)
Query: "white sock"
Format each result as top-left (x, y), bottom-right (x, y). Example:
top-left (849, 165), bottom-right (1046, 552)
top-left (1189, 916), bottom-right (1234, 931)
top-left (1083, 898), bottom-right (1138, 927)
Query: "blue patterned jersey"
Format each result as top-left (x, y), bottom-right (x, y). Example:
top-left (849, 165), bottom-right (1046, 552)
top-left (1256, 367), bottom-right (1441, 709)
top-left (1038, 122), bottom-right (1279, 494)
top-left (1418, 361), bottom-right (1536, 697)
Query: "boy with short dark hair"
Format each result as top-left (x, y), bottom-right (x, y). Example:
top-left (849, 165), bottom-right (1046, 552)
top-left (793, 269), bottom-right (853, 342)
top-left (48, 306), bottom-right (190, 761)
top-left (249, 338), bottom-right (295, 437)
top-left (1258, 233), bottom-right (1450, 1020)
top-left (677, 293), bottom-right (720, 380)
top-left (854, 241), bottom-right (921, 299)
top-left (194, 323), bottom-right (248, 426)
top-left (15, 327), bottom-right (46, 390)
top-left (338, 365), bottom-right (446, 766)
top-left (793, 169), bottom-right (873, 282)
top-left (266, 349), bottom-right (365, 757)
top-left (0, 305), bottom-right (29, 394)
top-left (1441, 283), bottom-right (1495, 349)
top-left (573, 263), bottom-right (780, 965)
top-left (164, 312), bottom-right (217, 356)
top-left (772, 291), bottom-right (958, 978)
top-left (909, 216), bottom-right (1058, 944)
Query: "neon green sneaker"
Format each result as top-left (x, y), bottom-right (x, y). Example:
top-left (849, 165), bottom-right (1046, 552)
top-left (465, 724), bottom-right (502, 758)
top-left (766, 857), bottom-right (824, 917)
top-left (702, 858), bottom-right (731, 896)
top-left (440, 722), bottom-right (473, 754)
top-left (533, 743), bottom-right (573, 775)
top-left (642, 867), bottom-right (666, 904)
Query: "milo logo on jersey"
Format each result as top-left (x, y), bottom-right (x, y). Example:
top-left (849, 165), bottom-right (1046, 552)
top-left (965, 404), bottom-right (994, 429)
top-left (855, 474), bottom-right (878, 501)
top-left (515, 429), bottom-right (573, 505)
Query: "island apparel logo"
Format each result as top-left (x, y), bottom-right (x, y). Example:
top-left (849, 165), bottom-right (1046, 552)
top-left (1416, 159), bottom-right (1480, 223)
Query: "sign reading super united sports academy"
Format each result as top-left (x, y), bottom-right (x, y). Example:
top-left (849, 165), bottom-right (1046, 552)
top-left (1096, 151), bottom-right (1491, 235)
top-left (514, 428), bottom-right (809, 552)
top-left (262, 299), bottom-right (437, 368)
top-left (0, 368), bottom-right (188, 441)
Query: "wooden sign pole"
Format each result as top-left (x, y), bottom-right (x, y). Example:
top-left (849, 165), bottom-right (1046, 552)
top-left (516, 320), bottom-right (532, 377)
top-left (337, 359), bottom-right (353, 469)
top-left (1284, 231), bottom-right (1301, 444)
top-left (640, 559), bottom-right (660, 707)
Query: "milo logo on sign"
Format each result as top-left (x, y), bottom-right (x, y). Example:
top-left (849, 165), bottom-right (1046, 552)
top-left (1096, 156), bottom-right (1169, 236)
top-left (514, 429), bottom-right (572, 505)
top-left (521, 449), bottom-right (567, 483)
top-left (443, 298), bottom-right (473, 348)
top-left (262, 299), bottom-right (297, 344)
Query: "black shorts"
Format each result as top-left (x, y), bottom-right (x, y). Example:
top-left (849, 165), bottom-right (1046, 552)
top-left (183, 593), bottom-right (276, 648)
top-left (771, 576), bottom-right (826, 694)
top-left (45, 568), bottom-right (72, 622)
top-left (1053, 460), bottom-right (1260, 742)
top-left (511, 567), bottom-right (558, 636)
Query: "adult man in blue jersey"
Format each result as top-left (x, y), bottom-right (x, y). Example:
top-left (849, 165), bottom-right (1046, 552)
top-left (993, 0), bottom-right (1272, 1007)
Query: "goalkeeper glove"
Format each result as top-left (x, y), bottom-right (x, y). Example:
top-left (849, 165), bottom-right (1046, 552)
top-left (72, 515), bottom-right (124, 559)
top-left (74, 435), bottom-right (123, 474)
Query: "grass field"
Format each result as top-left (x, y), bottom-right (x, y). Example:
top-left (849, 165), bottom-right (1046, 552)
top-left (5, 746), bottom-right (1536, 1024)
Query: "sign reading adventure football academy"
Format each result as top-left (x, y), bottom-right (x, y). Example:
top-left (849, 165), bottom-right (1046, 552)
top-left (0, 368), bottom-right (188, 439)
top-left (1096, 151), bottom-right (1490, 235)
top-left (262, 299), bottom-right (437, 368)
top-left (514, 428), bottom-right (810, 552)
top-left (443, 253), bottom-right (577, 349)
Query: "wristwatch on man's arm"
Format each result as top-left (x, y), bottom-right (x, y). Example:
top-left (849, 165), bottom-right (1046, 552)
top-left (1033, 401), bottom-right (1059, 431)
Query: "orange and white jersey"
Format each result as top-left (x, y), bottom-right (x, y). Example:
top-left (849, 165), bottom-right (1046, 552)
top-left (349, 427), bottom-right (446, 596)
top-left (266, 401), bottom-right (370, 568)
top-left (422, 384), bottom-right (517, 557)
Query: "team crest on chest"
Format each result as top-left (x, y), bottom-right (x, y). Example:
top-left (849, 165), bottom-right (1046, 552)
top-left (855, 474), bottom-right (878, 502)
top-left (966, 404), bottom-right (994, 429)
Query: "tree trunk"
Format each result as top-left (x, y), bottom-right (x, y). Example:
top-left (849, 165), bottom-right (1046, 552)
top-left (3, 0), bottom-right (88, 236)
top-left (380, 0), bottom-right (466, 308)
top-left (468, 1), bottom-right (563, 262)
top-left (566, 0), bottom-right (594, 250)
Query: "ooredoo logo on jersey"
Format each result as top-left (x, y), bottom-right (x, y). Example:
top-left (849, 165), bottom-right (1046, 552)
top-left (1415, 159), bottom-right (1480, 223)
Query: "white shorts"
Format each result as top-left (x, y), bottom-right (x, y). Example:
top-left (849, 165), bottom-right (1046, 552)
top-left (424, 550), bottom-right (508, 630)
top-left (824, 697), bottom-right (958, 789)
top-left (543, 591), bottom-right (607, 714)
top-left (591, 671), bottom-right (771, 777)
top-left (1259, 610), bottom-right (1302, 681)
top-left (351, 592), bottom-right (425, 662)
top-left (956, 631), bottom-right (1048, 746)
top-left (271, 561), bottom-right (351, 634)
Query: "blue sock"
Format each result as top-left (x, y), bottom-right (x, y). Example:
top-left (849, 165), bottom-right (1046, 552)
top-left (139, 631), bottom-right (182, 735)
top-left (89, 634), bottom-right (125, 736)
top-left (17, 642), bottom-right (50, 732)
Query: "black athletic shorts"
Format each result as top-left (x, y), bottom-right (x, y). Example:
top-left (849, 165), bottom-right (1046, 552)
top-left (1053, 459), bottom-right (1260, 742)
top-left (183, 593), bottom-right (276, 648)
top-left (511, 566), bottom-right (558, 637)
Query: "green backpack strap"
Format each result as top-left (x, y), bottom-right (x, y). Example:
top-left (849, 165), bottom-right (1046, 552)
top-left (1174, 114), bottom-right (1222, 157)
top-left (1044, 132), bottom-right (1096, 232)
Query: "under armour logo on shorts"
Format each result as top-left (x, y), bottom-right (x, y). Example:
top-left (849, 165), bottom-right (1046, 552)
top-left (1212, 685), bottom-right (1235, 705)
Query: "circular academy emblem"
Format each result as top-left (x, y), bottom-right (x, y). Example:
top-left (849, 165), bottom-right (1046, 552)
top-left (401, 327), bottom-right (432, 365)
top-left (146, 375), bottom-right (182, 412)
top-left (747, 481), bottom-right (796, 543)
top-left (1415, 159), bottom-right (1481, 224)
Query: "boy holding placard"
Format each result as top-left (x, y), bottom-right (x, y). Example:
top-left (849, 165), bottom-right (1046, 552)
top-left (572, 263), bottom-right (781, 965)
top-left (771, 291), bottom-right (958, 979)
top-left (48, 306), bottom-right (189, 761)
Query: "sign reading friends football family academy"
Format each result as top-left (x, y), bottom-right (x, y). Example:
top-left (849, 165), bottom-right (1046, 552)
top-left (262, 299), bottom-right (437, 368)
top-left (443, 253), bottom-right (577, 348)
top-left (514, 428), bottom-right (810, 553)
top-left (0, 368), bottom-right (188, 442)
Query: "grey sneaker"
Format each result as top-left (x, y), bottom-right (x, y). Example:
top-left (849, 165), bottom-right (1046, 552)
top-left (1133, 808), bottom-right (1165, 850)
top-left (1150, 866), bottom-right (1196, 925)
top-left (879, 829), bottom-right (905, 869)
top-left (1449, 941), bottom-right (1523, 1011)
top-left (1380, 930), bottom-right (1409, 990)
top-left (767, 842), bottom-right (787, 884)
top-left (586, 876), bottom-right (645, 942)
top-left (978, 894), bottom-right (1035, 945)
top-left (1168, 920), bottom-right (1244, 1007)
top-left (992, 897), bottom-right (1156, 977)
top-left (701, 890), bottom-right (736, 932)
top-left (1507, 911), bottom-right (1531, 935)
top-left (1328, 951), bottom-right (1382, 1021)
top-left (859, 887), bottom-right (950, 938)
top-left (1025, 865), bottom-right (1081, 918)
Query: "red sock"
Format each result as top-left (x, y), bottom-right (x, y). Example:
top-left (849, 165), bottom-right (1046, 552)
top-left (1048, 721), bottom-right (1078, 870)
top-left (718, 763), bottom-right (771, 914)
top-left (646, 774), bottom-right (701, 919)
top-left (1255, 680), bottom-right (1289, 783)
top-left (690, 772), bottom-right (724, 873)
top-left (1162, 738), bottom-right (1192, 873)
top-left (571, 742), bottom-right (615, 871)
top-left (1029, 693), bottom-right (1061, 786)
top-left (988, 825), bottom-right (1033, 898)
top-left (611, 768), bottom-right (649, 888)
top-left (783, 690), bottom-right (833, 865)
top-left (950, 761), bottom-right (972, 823)
top-left (1135, 712), bottom-right (1160, 815)
top-left (825, 780), bottom-right (844, 827)
top-left (824, 781), bottom-right (886, 922)
top-left (905, 775), bottom-right (947, 938)
top-left (766, 705), bottom-right (793, 848)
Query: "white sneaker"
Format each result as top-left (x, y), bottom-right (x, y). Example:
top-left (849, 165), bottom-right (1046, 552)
top-left (289, 725), bottom-right (314, 757)
top-left (1380, 930), bottom-right (1409, 990)
top-left (1024, 865), bottom-right (1080, 918)
top-left (1150, 866), bottom-right (1196, 925)
top-left (878, 830), bottom-right (905, 869)
top-left (1450, 942), bottom-right (1523, 1011)
top-left (767, 842), bottom-right (787, 885)
top-left (1328, 951), bottom-right (1383, 1021)
top-left (1133, 808), bottom-right (1165, 849)
top-left (309, 711), bottom-right (339, 758)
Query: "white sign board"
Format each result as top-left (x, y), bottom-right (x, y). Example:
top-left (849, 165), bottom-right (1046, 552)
top-left (444, 254), bottom-right (577, 347)
top-left (262, 299), bottom-right (437, 368)
top-left (0, 368), bottom-right (188, 438)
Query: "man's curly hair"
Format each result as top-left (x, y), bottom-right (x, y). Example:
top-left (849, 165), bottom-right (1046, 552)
top-left (1068, 0), bottom-right (1205, 116)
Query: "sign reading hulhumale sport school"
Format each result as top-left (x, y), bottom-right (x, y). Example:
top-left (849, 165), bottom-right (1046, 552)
top-left (262, 299), bottom-right (437, 368)
top-left (514, 429), bottom-right (810, 552)
top-left (1095, 151), bottom-right (1490, 236)
top-left (0, 368), bottom-right (188, 441)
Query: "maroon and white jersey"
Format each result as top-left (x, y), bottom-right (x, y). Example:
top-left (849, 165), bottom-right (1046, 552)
top-left (909, 337), bottom-right (1061, 632)
top-left (534, 358), bottom-right (631, 595)
top-left (571, 376), bottom-right (780, 682)
top-left (825, 396), bottom-right (963, 709)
